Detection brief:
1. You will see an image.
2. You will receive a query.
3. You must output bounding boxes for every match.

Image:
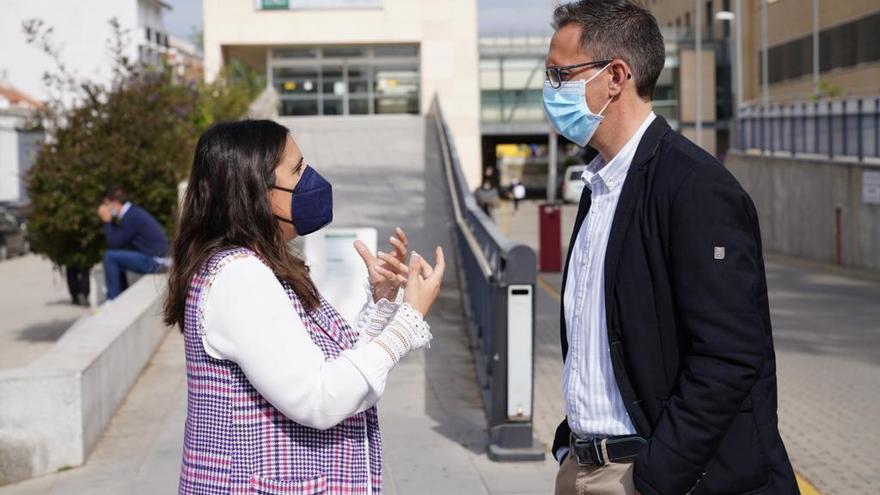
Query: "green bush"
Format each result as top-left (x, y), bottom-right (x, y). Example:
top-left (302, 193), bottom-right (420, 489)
top-left (23, 18), bottom-right (263, 268)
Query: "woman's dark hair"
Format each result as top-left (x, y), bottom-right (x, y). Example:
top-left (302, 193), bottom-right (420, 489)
top-left (163, 119), bottom-right (320, 330)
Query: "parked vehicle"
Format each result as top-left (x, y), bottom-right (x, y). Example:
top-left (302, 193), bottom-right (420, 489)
top-left (561, 164), bottom-right (588, 203)
top-left (0, 208), bottom-right (29, 260)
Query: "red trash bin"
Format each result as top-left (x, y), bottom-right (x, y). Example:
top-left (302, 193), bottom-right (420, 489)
top-left (539, 202), bottom-right (562, 272)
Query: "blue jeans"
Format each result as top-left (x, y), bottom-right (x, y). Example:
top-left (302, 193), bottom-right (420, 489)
top-left (103, 249), bottom-right (161, 299)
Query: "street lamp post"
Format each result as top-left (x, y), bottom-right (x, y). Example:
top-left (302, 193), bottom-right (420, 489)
top-left (694, 0), bottom-right (702, 147)
top-left (716, 2), bottom-right (741, 148)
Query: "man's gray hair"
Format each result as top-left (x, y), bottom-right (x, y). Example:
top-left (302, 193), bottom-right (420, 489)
top-left (553, 0), bottom-right (665, 100)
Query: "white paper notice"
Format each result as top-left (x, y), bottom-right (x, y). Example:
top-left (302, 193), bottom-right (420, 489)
top-left (303, 228), bottom-right (377, 325)
top-left (863, 170), bottom-right (880, 205)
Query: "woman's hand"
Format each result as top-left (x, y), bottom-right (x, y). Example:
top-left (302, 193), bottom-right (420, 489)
top-left (354, 227), bottom-right (410, 303)
top-left (404, 247), bottom-right (445, 317)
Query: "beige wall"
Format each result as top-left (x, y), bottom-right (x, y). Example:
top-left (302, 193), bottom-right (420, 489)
top-left (678, 48), bottom-right (717, 123)
top-left (203, 0), bottom-right (482, 187)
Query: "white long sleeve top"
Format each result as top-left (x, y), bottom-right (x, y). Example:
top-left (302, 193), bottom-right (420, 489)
top-left (199, 254), bottom-right (427, 431)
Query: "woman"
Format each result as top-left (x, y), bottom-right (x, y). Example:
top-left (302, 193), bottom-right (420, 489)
top-left (163, 119), bottom-right (445, 495)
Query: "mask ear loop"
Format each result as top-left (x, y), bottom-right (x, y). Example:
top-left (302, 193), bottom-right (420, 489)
top-left (584, 63), bottom-right (614, 117)
top-left (597, 96), bottom-right (613, 117)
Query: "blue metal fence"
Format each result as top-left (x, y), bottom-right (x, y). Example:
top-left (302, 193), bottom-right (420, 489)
top-left (429, 96), bottom-right (544, 461)
top-left (737, 97), bottom-right (880, 161)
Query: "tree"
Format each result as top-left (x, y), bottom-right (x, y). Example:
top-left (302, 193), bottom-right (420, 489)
top-left (23, 18), bottom-right (262, 269)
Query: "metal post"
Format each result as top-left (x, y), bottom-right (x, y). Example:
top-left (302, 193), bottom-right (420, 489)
top-left (695, 0), bottom-right (703, 147)
top-left (828, 100), bottom-right (834, 159)
top-left (812, 0), bottom-right (820, 97)
top-left (548, 129), bottom-right (558, 202)
top-left (857, 99), bottom-right (863, 162)
top-left (735, 0), bottom-right (743, 111)
top-left (802, 102), bottom-right (808, 154)
top-left (790, 104), bottom-right (796, 156)
top-left (761, 0), bottom-right (769, 106)
top-left (815, 101), bottom-right (820, 154)
top-left (842, 100), bottom-right (848, 157)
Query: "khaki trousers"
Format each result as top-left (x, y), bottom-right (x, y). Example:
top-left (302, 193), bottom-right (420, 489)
top-left (554, 453), bottom-right (636, 495)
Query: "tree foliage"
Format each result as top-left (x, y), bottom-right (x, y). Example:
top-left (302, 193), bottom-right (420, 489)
top-left (23, 18), bottom-right (263, 268)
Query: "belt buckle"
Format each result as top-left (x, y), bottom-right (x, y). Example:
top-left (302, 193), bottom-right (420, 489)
top-left (592, 438), bottom-right (606, 466)
top-left (573, 437), bottom-right (606, 467)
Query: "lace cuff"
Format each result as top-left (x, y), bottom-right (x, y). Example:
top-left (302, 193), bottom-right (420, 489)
top-left (371, 303), bottom-right (432, 364)
top-left (356, 283), bottom-right (399, 341)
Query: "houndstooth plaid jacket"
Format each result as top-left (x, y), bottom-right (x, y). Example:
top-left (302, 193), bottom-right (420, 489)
top-left (179, 248), bottom-right (382, 495)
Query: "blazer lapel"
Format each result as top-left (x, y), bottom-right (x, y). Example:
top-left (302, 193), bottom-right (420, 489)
top-left (603, 117), bottom-right (670, 312)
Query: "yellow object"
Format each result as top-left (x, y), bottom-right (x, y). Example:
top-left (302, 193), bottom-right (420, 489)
top-left (796, 473), bottom-right (822, 495)
top-left (495, 143), bottom-right (530, 158)
top-left (283, 81), bottom-right (297, 91)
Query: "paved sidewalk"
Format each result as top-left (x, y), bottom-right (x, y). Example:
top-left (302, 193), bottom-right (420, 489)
top-left (501, 199), bottom-right (880, 495)
top-left (0, 254), bottom-right (89, 369)
top-left (0, 117), bottom-right (558, 494)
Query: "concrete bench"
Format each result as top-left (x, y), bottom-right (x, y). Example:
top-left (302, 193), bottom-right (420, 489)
top-left (0, 274), bottom-right (170, 485)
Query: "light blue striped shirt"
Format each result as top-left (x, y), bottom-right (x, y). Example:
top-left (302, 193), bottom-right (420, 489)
top-left (563, 112), bottom-right (655, 439)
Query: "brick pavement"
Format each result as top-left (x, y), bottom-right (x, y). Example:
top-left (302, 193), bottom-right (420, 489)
top-left (501, 199), bottom-right (880, 495)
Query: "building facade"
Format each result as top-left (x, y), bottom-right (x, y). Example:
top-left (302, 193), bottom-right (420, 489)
top-left (0, 0), bottom-right (172, 103)
top-left (651, 0), bottom-right (880, 103)
top-left (203, 0), bottom-right (481, 186)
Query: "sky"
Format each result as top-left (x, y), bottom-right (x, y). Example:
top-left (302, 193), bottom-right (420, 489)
top-left (163, 0), bottom-right (558, 42)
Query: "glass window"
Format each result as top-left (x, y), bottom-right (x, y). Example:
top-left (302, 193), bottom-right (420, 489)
top-left (322, 66), bottom-right (346, 96)
top-left (269, 44), bottom-right (420, 116)
top-left (374, 45), bottom-right (419, 57)
top-left (323, 98), bottom-right (344, 115)
top-left (374, 65), bottom-right (419, 97)
top-left (273, 67), bottom-right (318, 95)
top-left (348, 66), bottom-right (371, 94)
top-left (857, 13), bottom-right (880, 64)
top-left (323, 46), bottom-right (368, 58)
top-left (273, 48), bottom-right (317, 59)
top-left (350, 97), bottom-right (370, 115)
top-left (281, 99), bottom-right (318, 116)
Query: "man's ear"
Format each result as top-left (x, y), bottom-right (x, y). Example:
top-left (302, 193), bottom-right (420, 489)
top-left (606, 60), bottom-right (632, 98)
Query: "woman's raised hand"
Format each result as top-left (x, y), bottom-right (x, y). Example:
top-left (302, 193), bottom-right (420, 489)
top-left (354, 227), bottom-right (410, 302)
top-left (404, 246), bottom-right (445, 317)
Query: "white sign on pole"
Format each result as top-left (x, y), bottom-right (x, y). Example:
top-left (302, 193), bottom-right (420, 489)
top-left (303, 228), bottom-right (377, 325)
top-left (863, 170), bottom-right (880, 205)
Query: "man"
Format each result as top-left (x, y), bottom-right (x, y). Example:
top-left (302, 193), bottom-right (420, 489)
top-left (543, 2), bottom-right (797, 494)
top-left (98, 186), bottom-right (169, 299)
top-left (474, 179), bottom-right (500, 217)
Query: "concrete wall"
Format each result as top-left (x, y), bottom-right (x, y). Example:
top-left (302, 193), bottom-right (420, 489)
top-left (725, 151), bottom-right (880, 271)
top-left (203, 0), bottom-right (482, 188)
top-left (0, 274), bottom-right (170, 486)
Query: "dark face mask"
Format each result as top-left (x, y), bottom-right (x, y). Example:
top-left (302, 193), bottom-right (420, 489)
top-left (270, 165), bottom-right (333, 236)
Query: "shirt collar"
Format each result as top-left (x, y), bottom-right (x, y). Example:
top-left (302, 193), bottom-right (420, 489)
top-left (582, 111), bottom-right (657, 192)
top-left (118, 202), bottom-right (132, 219)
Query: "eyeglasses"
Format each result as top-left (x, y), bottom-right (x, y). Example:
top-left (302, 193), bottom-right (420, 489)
top-left (545, 60), bottom-right (613, 89)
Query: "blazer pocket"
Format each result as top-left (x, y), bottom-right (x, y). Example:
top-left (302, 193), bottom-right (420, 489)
top-left (249, 474), bottom-right (327, 495)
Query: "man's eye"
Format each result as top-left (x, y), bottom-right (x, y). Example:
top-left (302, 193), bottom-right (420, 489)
top-left (558, 70), bottom-right (571, 80)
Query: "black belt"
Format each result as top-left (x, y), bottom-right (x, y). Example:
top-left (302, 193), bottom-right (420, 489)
top-left (569, 434), bottom-right (647, 466)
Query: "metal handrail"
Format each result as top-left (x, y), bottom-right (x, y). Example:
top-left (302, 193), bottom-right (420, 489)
top-left (429, 95), bottom-right (543, 461)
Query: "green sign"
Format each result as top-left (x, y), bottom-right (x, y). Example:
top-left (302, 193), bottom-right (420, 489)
top-left (261, 0), bottom-right (289, 9)
top-left (258, 0), bottom-right (382, 10)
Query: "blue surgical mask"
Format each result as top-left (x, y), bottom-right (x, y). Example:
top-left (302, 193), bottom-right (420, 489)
top-left (542, 64), bottom-right (612, 146)
top-left (270, 165), bottom-right (333, 236)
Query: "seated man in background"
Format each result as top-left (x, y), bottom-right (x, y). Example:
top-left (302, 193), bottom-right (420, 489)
top-left (97, 186), bottom-right (169, 300)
